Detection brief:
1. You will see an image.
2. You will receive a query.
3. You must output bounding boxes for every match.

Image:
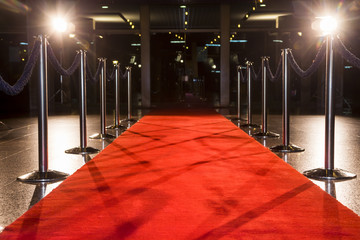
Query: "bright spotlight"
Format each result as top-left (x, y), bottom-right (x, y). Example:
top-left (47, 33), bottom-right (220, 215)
top-left (312, 16), bottom-right (338, 35)
top-left (52, 17), bottom-right (68, 33)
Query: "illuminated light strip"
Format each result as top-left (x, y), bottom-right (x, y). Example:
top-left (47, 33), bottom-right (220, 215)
top-left (206, 44), bottom-right (221, 47)
top-left (19, 42), bottom-right (28, 45)
top-left (171, 40), bottom-right (185, 44)
top-left (131, 43), bottom-right (141, 46)
top-left (230, 40), bottom-right (248, 43)
top-left (273, 40), bottom-right (283, 43)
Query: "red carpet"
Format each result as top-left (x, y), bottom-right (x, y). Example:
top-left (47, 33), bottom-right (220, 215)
top-left (1, 108), bottom-right (360, 239)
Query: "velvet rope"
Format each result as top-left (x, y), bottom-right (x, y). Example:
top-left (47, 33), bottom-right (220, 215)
top-left (86, 61), bottom-right (103, 83)
top-left (107, 66), bottom-right (116, 81)
top-left (0, 40), bottom-right (40, 96)
top-left (250, 65), bottom-right (261, 82)
top-left (265, 58), bottom-right (282, 82)
top-left (119, 68), bottom-right (129, 80)
top-left (47, 43), bottom-right (81, 76)
top-left (334, 36), bottom-right (360, 69)
top-left (287, 41), bottom-right (326, 78)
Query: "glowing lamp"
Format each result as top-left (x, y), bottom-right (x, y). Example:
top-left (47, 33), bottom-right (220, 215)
top-left (312, 16), bottom-right (338, 35)
top-left (52, 17), bottom-right (68, 33)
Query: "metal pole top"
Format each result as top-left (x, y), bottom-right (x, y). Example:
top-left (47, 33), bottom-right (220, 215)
top-left (245, 61), bottom-right (253, 66)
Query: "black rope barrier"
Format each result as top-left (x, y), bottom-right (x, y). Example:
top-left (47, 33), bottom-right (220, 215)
top-left (250, 65), bottom-right (261, 82)
top-left (0, 40), bottom-right (40, 96)
top-left (287, 41), bottom-right (326, 78)
top-left (334, 36), bottom-right (360, 69)
top-left (47, 43), bottom-right (81, 76)
top-left (86, 60), bottom-right (103, 83)
top-left (107, 65), bottom-right (116, 81)
top-left (119, 67), bottom-right (129, 80)
top-left (265, 58), bottom-right (282, 82)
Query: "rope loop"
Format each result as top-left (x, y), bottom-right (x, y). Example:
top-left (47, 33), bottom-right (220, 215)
top-left (0, 39), bottom-right (41, 95)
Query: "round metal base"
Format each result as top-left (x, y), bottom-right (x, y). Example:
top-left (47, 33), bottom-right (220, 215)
top-left (252, 131), bottom-right (280, 138)
top-left (230, 117), bottom-right (246, 121)
top-left (17, 170), bottom-right (68, 183)
top-left (241, 123), bottom-right (260, 129)
top-left (123, 118), bottom-right (137, 123)
top-left (270, 144), bottom-right (305, 153)
top-left (106, 124), bottom-right (126, 130)
top-left (89, 133), bottom-right (116, 140)
top-left (303, 168), bottom-right (357, 181)
top-left (65, 146), bottom-right (100, 155)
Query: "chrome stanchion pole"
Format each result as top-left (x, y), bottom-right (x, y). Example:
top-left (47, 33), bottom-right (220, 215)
top-left (271, 49), bottom-right (304, 153)
top-left (66, 50), bottom-right (99, 154)
top-left (107, 63), bottom-right (125, 129)
top-left (90, 58), bottom-right (115, 139)
top-left (231, 66), bottom-right (245, 122)
top-left (241, 61), bottom-right (259, 128)
top-left (18, 35), bottom-right (68, 183)
top-left (253, 57), bottom-right (279, 138)
top-left (126, 66), bottom-right (136, 123)
top-left (303, 35), bottom-right (356, 180)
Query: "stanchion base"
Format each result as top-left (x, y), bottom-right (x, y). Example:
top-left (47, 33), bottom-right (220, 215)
top-left (65, 146), bottom-right (100, 155)
top-left (241, 123), bottom-right (260, 128)
top-left (17, 170), bottom-right (68, 183)
top-left (252, 131), bottom-right (280, 138)
top-left (106, 124), bottom-right (126, 130)
top-left (123, 118), bottom-right (137, 123)
top-left (270, 144), bottom-right (304, 153)
top-left (303, 168), bottom-right (357, 181)
top-left (230, 117), bottom-right (246, 121)
top-left (89, 133), bottom-right (116, 140)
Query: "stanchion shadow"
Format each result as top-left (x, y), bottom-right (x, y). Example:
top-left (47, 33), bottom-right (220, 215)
top-left (82, 154), bottom-right (92, 163)
top-left (325, 180), bottom-right (336, 198)
top-left (28, 182), bottom-right (47, 209)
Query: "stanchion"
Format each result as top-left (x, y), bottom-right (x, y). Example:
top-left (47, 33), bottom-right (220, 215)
top-left (66, 50), bottom-right (99, 154)
top-left (303, 35), bottom-right (356, 180)
top-left (107, 63), bottom-right (125, 129)
top-left (90, 58), bottom-right (115, 139)
top-left (241, 61), bottom-right (259, 128)
top-left (253, 57), bottom-right (279, 138)
top-left (270, 49), bottom-right (304, 153)
top-left (17, 35), bottom-right (68, 183)
top-left (125, 66), bottom-right (136, 123)
top-left (231, 65), bottom-right (245, 122)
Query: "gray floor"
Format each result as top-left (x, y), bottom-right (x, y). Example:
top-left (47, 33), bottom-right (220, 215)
top-left (0, 110), bottom-right (359, 232)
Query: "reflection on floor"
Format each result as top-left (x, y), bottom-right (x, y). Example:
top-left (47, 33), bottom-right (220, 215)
top-left (0, 110), bottom-right (359, 231)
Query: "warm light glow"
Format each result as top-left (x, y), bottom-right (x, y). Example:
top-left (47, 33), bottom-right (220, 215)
top-left (185, 11), bottom-right (188, 15)
top-left (52, 17), bottom-right (68, 33)
top-left (98, 35), bottom-right (103, 39)
top-left (131, 25), bottom-right (135, 29)
top-left (253, 7), bottom-right (255, 11)
top-left (212, 65), bottom-right (216, 69)
top-left (319, 16), bottom-right (338, 35)
top-left (238, 23), bottom-right (241, 28)
top-left (185, 21), bottom-right (188, 25)
top-left (113, 60), bottom-right (118, 65)
top-left (312, 16), bottom-right (338, 35)
top-left (101, 5), bottom-right (109, 9)
top-left (180, 5), bottom-right (186, 9)
top-left (297, 32), bottom-right (302, 37)
top-left (218, 35), bottom-right (220, 38)
top-left (69, 33), bottom-right (75, 38)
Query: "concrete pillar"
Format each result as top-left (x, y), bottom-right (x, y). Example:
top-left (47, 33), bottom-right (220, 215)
top-left (140, 4), bottom-right (151, 108)
top-left (220, 4), bottom-right (230, 107)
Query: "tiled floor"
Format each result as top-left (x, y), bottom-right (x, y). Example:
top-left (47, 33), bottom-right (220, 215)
top-left (0, 108), bottom-right (359, 231)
